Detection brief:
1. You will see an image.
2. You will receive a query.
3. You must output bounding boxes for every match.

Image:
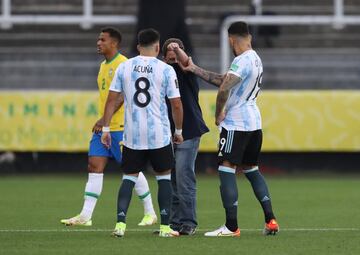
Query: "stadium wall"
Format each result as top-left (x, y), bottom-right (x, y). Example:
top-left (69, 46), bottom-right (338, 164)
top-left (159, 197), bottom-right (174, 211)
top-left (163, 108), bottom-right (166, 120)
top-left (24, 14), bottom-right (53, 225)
top-left (0, 90), bottom-right (359, 174)
top-left (0, 90), bottom-right (359, 152)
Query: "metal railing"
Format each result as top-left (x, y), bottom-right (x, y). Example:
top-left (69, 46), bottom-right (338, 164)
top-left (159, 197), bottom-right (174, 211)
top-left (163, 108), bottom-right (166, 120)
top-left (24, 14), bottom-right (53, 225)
top-left (0, 0), bottom-right (136, 29)
top-left (220, 0), bottom-right (360, 73)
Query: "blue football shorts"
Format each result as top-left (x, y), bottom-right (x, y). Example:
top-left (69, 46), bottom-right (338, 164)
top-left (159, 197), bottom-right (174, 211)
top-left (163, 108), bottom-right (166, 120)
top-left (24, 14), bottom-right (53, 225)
top-left (88, 131), bottom-right (123, 162)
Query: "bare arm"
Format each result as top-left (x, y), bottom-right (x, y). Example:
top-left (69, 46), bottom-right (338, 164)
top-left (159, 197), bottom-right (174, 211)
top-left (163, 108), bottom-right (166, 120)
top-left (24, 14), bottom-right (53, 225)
top-left (215, 73), bottom-right (242, 125)
top-left (93, 93), bottom-right (124, 133)
top-left (101, 91), bottom-right (124, 148)
top-left (173, 46), bottom-right (189, 66)
top-left (185, 57), bottom-right (225, 87)
top-left (169, 97), bottom-right (184, 144)
top-left (167, 42), bottom-right (190, 67)
top-left (113, 93), bottom-right (124, 113)
top-left (167, 42), bottom-right (224, 87)
top-left (103, 91), bottom-right (124, 127)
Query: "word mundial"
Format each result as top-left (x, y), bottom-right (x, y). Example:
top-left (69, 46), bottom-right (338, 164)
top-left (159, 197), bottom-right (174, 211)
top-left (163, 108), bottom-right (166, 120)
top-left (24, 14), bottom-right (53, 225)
top-left (133, 65), bottom-right (153, 73)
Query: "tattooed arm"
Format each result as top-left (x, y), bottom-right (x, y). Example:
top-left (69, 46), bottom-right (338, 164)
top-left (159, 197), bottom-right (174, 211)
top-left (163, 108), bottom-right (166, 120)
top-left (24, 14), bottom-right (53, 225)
top-left (167, 43), bottom-right (225, 87)
top-left (215, 73), bottom-right (242, 125)
top-left (184, 57), bottom-right (225, 87)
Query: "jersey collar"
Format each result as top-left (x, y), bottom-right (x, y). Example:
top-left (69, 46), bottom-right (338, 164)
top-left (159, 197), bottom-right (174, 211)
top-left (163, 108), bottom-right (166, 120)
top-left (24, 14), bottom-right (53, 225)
top-left (105, 52), bottom-right (120, 64)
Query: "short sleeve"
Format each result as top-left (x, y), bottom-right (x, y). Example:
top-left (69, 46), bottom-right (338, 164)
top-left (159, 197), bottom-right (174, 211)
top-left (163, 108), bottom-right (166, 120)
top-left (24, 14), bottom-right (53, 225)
top-left (228, 56), bottom-right (251, 80)
top-left (165, 66), bottom-right (180, 99)
top-left (109, 64), bottom-right (124, 92)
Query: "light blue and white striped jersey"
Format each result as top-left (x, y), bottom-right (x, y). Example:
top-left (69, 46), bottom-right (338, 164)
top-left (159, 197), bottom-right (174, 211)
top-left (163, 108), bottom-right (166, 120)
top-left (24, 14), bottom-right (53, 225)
top-left (220, 49), bottom-right (263, 131)
top-left (109, 55), bottom-right (180, 149)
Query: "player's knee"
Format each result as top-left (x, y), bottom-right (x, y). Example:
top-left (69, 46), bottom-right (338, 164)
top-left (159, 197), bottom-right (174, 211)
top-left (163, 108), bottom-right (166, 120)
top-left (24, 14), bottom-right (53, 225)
top-left (155, 169), bottom-right (172, 176)
top-left (221, 160), bottom-right (237, 169)
top-left (87, 161), bottom-right (104, 173)
top-left (240, 164), bottom-right (258, 173)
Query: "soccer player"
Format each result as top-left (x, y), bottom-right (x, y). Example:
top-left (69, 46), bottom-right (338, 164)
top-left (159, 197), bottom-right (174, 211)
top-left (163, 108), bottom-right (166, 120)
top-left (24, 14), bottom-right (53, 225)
top-left (183, 21), bottom-right (279, 237)
top-left (162, 38), bottom-right (209, 235)
top-left (60, 27), bottom-right (157, 227)
top-left (101, 28), bottom-right (184, 237)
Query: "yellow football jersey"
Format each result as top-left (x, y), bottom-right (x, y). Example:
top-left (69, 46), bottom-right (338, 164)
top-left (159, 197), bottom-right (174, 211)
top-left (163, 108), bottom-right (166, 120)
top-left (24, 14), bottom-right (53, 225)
top-left (97, 52), bottom-right (127, 131)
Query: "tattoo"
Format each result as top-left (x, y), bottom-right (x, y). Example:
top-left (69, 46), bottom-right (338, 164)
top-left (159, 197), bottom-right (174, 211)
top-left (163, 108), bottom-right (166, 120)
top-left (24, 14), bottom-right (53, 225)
top-left (220, 73), bottom-right (241, 91)
top-left (193, 66), bottom-right (224, 87)
top-left (215, 73), bottom-right (241, 118)
top-left (215, 90), bottom-right (229, 118)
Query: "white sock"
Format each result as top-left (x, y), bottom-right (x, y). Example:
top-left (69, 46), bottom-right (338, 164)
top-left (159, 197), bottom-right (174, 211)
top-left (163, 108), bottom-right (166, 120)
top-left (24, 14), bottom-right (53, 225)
top-left (134, 172), bottom-right (155, 216)
top-left (80, 173), bottom-right (103, 221)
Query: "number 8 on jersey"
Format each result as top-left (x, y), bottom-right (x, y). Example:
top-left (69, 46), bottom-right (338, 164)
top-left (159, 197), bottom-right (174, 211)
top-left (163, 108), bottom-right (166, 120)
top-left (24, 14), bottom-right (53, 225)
top-left (134, 77), bottom-right (151, 108)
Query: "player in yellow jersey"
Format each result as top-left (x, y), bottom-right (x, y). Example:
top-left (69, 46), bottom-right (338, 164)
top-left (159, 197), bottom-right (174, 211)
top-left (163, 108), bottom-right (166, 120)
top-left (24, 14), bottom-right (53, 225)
top-left (61, 27), bottom-right (157, 227)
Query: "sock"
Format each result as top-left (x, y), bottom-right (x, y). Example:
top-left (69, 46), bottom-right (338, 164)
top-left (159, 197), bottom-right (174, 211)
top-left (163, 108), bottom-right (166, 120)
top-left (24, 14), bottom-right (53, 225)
top-left (218, 166), bottom-right (238, 232)
top-left (80, 173), bottom-right (103, 221)
top-left (117, 175), bottom-right (137, 223)
top-left (134, 172), bottom-right (155, 216)
top-left (156, 174), bottom-right (172, 225)
top-left (243, 167), bottom-right (275, 223)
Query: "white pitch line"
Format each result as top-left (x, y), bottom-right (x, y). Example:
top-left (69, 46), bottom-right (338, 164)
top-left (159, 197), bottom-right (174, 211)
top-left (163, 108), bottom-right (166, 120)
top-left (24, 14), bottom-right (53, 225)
top-left (0, 228), bottom-right (359, 233)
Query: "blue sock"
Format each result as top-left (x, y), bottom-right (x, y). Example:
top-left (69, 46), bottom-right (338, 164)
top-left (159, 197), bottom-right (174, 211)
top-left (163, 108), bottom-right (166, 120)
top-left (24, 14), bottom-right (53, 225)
top-left (244, 167), bottom-right (275, 223)
top-left (117, 175), bottom-right (137, 223)
top-left (218, 166), bottom-right (238, 232)
top-left (156, 174), bottom-right (172, 225)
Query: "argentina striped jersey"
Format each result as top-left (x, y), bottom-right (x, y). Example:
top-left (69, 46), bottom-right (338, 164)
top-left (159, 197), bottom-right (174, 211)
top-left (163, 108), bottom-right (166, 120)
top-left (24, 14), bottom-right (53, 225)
top-left (221, 49), bottom-right (263, 131)
top-left (109, 55), bottom-right (180, 149)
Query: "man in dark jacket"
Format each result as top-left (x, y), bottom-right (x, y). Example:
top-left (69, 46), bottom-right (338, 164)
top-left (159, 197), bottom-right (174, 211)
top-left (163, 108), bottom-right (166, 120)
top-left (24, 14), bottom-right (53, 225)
top-left (163, 38), bottom-right (209, 235)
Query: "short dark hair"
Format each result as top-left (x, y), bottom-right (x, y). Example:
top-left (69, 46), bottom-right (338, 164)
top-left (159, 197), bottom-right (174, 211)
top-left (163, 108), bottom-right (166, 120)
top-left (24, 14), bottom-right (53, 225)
top-left (162, 38), bottom-right (185, 56)
top-left (138, 28), bottom-right (160, 47)
top-left (101, 27), bottom-right (122, 44)
top-left (228, 21), bottom-right (250, 37)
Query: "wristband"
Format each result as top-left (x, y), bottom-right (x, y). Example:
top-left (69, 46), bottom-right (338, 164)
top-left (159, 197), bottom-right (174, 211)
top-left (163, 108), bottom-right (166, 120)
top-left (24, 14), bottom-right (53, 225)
top-left (102, 126), bottom-right (110, 132)
top-left (175, 128), bottom-right (182, 136)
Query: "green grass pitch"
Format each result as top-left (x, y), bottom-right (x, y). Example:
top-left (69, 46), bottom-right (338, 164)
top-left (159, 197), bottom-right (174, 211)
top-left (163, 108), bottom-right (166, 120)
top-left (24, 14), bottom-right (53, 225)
top-left (0, 174), bottom-right (359, 255)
